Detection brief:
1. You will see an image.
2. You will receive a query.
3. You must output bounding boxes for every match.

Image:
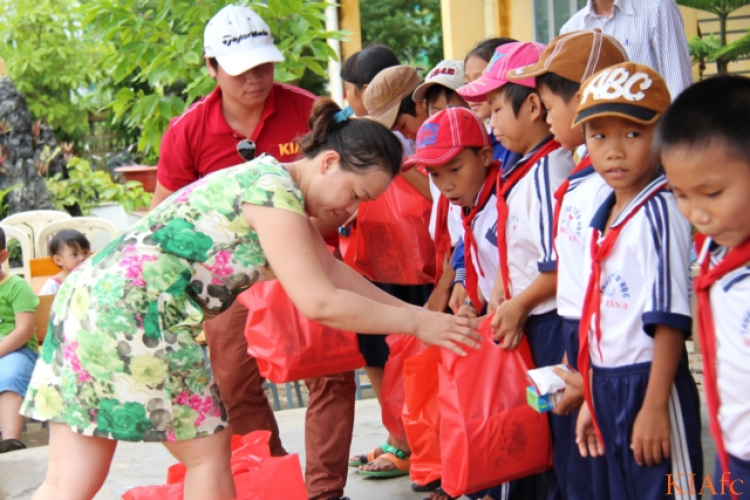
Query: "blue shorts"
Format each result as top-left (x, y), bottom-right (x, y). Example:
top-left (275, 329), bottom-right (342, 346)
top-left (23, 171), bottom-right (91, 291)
top-left (0, 347), bottom-right (38, 398)
top-left (712, 453), bottom-right (750, 499)
top-left (591, 359), bottom-right (703, 500)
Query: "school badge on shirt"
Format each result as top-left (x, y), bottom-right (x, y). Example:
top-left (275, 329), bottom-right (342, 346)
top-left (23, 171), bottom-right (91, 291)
top-left (601, 271), bottom-right (631, 310)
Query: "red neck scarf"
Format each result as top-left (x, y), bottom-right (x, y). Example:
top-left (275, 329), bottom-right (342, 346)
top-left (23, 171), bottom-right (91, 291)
top-left (461, 162), bottom-right (501, 308)
top-left (434, 192), bottom-right (455, 287)
top-left (695, 236), bottom-right (750, 500)
top-left (553, 155), bottom-right (593, 240)
top-left (495, 139), bottom-right (562, 302)
top-left (577, 180), bottom-right (668, 445)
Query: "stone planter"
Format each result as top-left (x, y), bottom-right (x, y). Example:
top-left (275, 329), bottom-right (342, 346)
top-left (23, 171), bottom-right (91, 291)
top-left (114, 165), bottom-right (158, 193)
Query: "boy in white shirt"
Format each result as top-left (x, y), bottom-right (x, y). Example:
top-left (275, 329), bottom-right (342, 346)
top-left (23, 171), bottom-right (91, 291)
top-left (456, 41), bottom-right (575, 500)
top-left (658, 75), bottom-right (750, 499)
top-left (507, 30), bottom-right (628, 500)
top-left (574, 63), bottom-right (702, 499)
top-left (38, 230), bottom-right (91, 296)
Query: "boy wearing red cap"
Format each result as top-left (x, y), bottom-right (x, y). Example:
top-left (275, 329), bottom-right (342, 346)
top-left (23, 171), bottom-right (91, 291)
top-left (574, 62), bottom-right (702, 499)
top-left (456, 41), bottom-right (575, 500)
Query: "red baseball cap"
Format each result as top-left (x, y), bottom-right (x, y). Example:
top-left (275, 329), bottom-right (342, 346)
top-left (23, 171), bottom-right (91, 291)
top-left (402, 107), bottom-right (490, 171)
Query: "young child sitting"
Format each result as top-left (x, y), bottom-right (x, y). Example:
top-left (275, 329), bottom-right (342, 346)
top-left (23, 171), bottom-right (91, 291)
top-left (0, 227), bottom-right (39, 453)
top-left (508, 30), bottom-right (629, 499)
top-left (457, 41), bottom-right (575, 499)
top-left (574, 62), bottom-right (703, 498)
top-left (658, 75), bottom-right (750, 499)
top-left (38, 229), bottom-right (91, 296)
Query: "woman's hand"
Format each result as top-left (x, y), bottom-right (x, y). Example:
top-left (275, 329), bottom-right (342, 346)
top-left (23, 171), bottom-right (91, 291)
top-left (413, 311), bottom-right (481, 356)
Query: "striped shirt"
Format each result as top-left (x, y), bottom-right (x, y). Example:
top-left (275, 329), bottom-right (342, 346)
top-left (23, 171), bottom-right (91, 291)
top-left (560, 0), bottom-right (693, 99)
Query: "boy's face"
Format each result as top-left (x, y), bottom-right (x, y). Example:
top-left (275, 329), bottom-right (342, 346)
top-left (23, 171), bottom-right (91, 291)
top-left (393, 101), bottom-right (428, 140)
top-left (539, 85), bottom-right (583, 152)
top-left (424, 147), bottom-right (493, 209)
top-left (585, 116), bottom-right (657, 194)
top-left (663, 142), bottom-right (750, 249)
top-left (427, 92), bottom-right (469, 117)
top-left (53, 244), bottom-right (91, 273)
top-left (488, 88), bottom-right (540, 154)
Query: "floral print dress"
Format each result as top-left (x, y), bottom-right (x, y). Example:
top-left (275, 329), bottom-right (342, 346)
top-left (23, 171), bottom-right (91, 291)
top-left (21, 156), bottom-right (306, 442)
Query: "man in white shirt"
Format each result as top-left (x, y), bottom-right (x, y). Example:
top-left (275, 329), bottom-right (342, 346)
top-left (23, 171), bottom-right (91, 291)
top-left (560, 0), bottom-right (693, 99)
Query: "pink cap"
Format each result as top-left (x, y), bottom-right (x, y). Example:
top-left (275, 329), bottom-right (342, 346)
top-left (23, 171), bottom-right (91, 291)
top-left (456, 41), bottom-right (546, 103)
top-left (402, 107), bottom-right (490, 171)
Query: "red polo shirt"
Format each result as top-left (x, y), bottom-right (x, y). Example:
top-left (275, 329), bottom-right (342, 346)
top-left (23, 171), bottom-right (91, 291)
top-left (157, 82), bottom-right (316, 192)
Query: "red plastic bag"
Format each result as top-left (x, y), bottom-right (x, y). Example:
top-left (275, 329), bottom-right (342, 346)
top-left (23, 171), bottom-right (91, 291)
top-left (125, 431), bottom-right (306, 500)
top-left (238, 280), bottom-right (365, 383)
top-left (339, 175), bottom-right (435, 285)
top-left (380, 334), bottom-right (426, 442)
top-left (402, 345), bottom-right (443, 486)
top-left (438, 319), bottom-right (553, 497)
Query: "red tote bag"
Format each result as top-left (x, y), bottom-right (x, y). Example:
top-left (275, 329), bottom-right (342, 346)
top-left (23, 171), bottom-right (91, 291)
top-left (339, 174), bottom-right (436, 285)
top-left (402, 345), bottom-right (443, 486)
top-left (438, 319), bottom-right (553, 498)
top-left (380, 334), bottom-right (426, 443)
top-left (238, 280), bottom-right (365, 383)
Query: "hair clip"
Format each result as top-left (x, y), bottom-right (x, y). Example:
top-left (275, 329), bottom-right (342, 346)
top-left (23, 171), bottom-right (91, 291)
top-left (333, 106), bottom-right (354, 124)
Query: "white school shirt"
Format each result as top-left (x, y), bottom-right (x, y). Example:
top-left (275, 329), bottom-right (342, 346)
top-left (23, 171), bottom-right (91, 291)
top-left (708, 245), bottom-right (750, 460)
top-left (555, 164), bottom-right (612, 319)
top-left (469, 142), bottom-right (574, 315)
top-left (583, 176), bottom-right (692, 367)
top-left (560, 0), bottom-right (693, 100)
top-left (428, 178), bottom-right (463, 247)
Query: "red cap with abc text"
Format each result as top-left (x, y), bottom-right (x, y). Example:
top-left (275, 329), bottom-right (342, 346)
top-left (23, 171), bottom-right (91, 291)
top-left (402, 107), bottom-right (490, 171)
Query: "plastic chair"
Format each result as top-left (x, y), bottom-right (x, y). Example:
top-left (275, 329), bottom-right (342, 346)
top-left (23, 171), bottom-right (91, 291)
top-left (0, 225), bottom-right (33, 282)
top-left (28, 257), bottom-right (62, 294)
top-left (35, 218), bottom-right (119, 258)
top-left (34, 294), bottom-right (55, 344)
top-left (2, 210), bottom-right (71, 257)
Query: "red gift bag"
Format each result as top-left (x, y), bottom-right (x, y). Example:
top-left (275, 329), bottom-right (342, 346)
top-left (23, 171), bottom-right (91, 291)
top-left (438, 319), bottom-right (553, 498)
top-left (402, 345), bottom-right (443, 486)
top-left (380, 334), bottom-right (426, 442)
top-left (339, 175), bottom-right (435, 285)
top-left (238, 280), bottom-right (365, 383)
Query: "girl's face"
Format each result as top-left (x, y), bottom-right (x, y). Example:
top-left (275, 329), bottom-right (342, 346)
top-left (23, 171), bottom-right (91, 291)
top-left (488, 89), bottom-right (544, 155)
top-left (344, 82), bottom-right (369, 117)
top-left (663, 142), bottom-right (750, 249)
top-left (306, 153), bottom-right (392, 219)
top-left (464, 55), bottom-right (492, 120)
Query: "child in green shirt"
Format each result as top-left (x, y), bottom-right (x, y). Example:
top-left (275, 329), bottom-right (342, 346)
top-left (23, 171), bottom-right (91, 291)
top-left (0, 227), bottom-right (39, 453)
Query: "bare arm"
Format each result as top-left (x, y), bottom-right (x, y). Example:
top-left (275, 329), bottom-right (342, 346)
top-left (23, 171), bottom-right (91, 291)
top-left (400, 169), bottom-right (432, 201)
top-left (631, 324), bottom-right (684, 466)
top-left (149, 181), bottom-right (175, 210)
top-left (0, 312), bottom-right (36, 358)
top-left (243, 204), bottom-right (480, 353)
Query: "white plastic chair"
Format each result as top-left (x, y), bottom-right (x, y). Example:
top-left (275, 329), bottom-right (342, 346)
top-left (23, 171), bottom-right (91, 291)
top-left (35, 218), bottom-right (119, 258)
top-left (0, 225), bottom-right (33, 281)
top-left (2, 210), bottom-right (72, 257)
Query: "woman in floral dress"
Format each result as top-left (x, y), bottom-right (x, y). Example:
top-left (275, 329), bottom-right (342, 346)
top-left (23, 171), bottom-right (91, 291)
top-left (21, 99), bottom-right (481, 500)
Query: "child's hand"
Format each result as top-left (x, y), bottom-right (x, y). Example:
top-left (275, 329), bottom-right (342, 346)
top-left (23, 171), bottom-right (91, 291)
top-left (456, 302), bottom-right (478, 319)
top-left (448, 283), bottom-right (467, 314)
top-left (575, 403), bottom-right (604, 458)
top-left (631, 406), bottom-right (670, 466)
top-left (488, 279), bottom-right (505, 315)
top-left (424, 286), bottom-right (450, 312)
top-left (551, 368), bottom-right (584, 416)
top-left (490, 299), bottom-right (527, 349)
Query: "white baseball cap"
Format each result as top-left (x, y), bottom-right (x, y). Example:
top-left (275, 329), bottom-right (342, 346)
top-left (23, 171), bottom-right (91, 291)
top-left (412, 60), bottom-right (465, 102)
top-left (204, 5), bottom-right (285, 77)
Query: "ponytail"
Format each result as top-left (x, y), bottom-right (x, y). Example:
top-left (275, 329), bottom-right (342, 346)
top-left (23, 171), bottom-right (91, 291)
top-left (298, 98), bottom-right (403, 177)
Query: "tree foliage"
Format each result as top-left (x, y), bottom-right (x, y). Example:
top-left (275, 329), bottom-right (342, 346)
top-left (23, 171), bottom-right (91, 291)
top-left (0, 0), bottom-right (102, 139)
top-left (677, 0), bottom-right (750, 74)
top-left (82, 0), bottom-right (346, 155)
top-left (360, 0), bottom-right (443, 70)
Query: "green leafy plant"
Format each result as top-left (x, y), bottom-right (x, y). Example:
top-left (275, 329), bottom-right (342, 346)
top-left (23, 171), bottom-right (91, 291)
top-left (45, 157), bottom-right (152, 214)
top-left (677, 0), bottom-right (750, 74)
top-left (0, 183), bottom-right (19, 219)
top-left (82, 0), bottom-right (347, 155)
top-left (0, 0), bottom-right (102, 139)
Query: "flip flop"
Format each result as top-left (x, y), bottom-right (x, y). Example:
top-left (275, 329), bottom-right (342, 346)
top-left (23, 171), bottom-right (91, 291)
top-left (348, 442), bottom-right (389, 468)
top-left (357, 445), bottom-right (411, 478)
top-left (412, 478), bottom-right (441, 492)
top-left (0, 439), bottom-right (27, 453)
